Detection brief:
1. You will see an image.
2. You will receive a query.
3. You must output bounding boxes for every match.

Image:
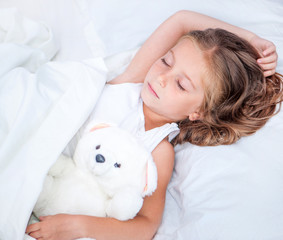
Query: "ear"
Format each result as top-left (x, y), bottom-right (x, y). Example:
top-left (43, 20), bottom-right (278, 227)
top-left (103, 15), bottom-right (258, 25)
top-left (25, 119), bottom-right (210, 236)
top-left (142, 155), bottom-right (158, 197)
top-left (188, 112), bottom-right (201, 121)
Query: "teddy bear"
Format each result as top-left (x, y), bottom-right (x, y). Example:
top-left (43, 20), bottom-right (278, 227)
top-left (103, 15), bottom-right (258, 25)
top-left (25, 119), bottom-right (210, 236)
top-left (32, 124), bottom-right (158, 221)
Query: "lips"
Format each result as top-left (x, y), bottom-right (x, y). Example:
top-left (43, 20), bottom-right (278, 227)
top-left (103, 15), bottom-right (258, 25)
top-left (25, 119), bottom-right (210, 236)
top-left (148, 83), bottom-right (159, 99)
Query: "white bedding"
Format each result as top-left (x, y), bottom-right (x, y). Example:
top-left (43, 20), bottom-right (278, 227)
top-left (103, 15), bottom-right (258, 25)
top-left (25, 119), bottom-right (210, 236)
top-left (0, 8), bottom-right (107, 240)
top-left (1, 1), bottom-right (283, 240)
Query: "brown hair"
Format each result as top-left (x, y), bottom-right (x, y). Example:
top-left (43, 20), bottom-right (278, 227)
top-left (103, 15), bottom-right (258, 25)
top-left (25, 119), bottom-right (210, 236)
top-left (173, 28), bottom-right (283, 146)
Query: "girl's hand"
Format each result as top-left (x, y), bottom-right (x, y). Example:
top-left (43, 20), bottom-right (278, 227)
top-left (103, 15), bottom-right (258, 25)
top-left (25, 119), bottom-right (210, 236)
top-left (26, 214), bottom-right (79, 240)
top-left (250, 35), bottom-right (278, 77)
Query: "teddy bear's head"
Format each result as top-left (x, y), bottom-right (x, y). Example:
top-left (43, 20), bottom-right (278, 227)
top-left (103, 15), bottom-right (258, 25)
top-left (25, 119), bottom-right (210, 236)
top-left (73, 124), bottom-right (157, 197)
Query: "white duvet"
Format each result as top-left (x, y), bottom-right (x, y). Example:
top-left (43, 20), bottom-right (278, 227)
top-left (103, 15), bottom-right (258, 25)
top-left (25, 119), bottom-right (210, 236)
top-left (0, 9), bottom-right (107, 240)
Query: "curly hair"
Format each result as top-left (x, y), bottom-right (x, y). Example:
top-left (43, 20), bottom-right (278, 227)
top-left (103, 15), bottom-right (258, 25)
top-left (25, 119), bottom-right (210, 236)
top-left (172, 28), bottom-right (283, 146)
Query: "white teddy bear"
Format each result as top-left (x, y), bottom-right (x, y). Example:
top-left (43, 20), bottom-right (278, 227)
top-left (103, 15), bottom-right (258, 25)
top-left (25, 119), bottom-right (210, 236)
top-left (33, 124), bottom-right (158, 221)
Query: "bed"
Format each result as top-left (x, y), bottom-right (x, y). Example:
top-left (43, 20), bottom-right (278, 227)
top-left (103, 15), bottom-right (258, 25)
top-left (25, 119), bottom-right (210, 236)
top-left (0, 0), bottom-right (283, 239)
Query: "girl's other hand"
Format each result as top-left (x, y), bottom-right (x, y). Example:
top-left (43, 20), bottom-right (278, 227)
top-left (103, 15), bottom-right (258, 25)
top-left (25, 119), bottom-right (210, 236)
top-left (250, 35), bottom-right (278, 77)
top-left (26, 214), bottom-right (79, 240)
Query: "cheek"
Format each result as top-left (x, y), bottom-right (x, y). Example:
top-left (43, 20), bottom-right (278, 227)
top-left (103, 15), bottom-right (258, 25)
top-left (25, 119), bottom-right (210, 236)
top-left (172, 94), bottom-right (203, 115)
top-left (145, 63), bottom-right (164, 80)
top-left (188, 94), bottom-right (204, 114)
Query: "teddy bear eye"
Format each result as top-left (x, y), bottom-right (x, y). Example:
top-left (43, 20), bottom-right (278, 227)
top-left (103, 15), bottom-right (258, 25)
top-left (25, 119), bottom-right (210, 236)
top-left (114, 163), bottom-right (121, 168)
top-left (96, 145), bottom-right (100, 150)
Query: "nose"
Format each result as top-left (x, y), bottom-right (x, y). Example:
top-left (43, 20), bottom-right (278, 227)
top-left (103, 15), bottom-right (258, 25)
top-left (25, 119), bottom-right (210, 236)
top-left (96, 154), bottom-right (105, 163)
top-left (158, 74), bottom-right (167, 88)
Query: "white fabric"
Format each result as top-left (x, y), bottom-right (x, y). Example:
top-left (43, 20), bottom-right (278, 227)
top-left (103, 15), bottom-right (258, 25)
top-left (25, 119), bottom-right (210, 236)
top-left (0, 9), bottom-right (107, 240)
top-left (156, 109), bottom-right (283, 240)
top-left (0, 0), bottom-right (93, 61)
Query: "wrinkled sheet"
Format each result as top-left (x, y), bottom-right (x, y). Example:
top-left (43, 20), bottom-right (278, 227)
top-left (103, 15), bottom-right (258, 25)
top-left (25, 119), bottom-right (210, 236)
top-left (0, 9), bottom-right (107, 240)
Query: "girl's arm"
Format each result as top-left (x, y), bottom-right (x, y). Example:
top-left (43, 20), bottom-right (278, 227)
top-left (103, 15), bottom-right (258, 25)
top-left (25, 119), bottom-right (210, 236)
top-left (110, 10), bottom-right (277, 84)
top-left (26, 139), bottom-right (175, 240)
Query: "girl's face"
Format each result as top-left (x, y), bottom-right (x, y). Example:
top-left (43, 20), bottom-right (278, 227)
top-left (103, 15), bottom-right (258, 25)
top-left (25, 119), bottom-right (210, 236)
top-left (141, 38), bottom-right (206, 123)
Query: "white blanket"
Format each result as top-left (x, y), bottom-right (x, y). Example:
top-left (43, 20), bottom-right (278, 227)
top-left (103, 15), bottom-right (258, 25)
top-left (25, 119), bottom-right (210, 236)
top-left (0, 9), bottom-right (107, 240)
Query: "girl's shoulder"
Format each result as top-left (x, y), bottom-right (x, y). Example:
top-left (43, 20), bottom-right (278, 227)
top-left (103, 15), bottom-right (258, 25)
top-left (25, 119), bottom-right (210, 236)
top-left (152, 139), bottom-right (175, 183)
top-left (152, 139), bottom-right (175, 165)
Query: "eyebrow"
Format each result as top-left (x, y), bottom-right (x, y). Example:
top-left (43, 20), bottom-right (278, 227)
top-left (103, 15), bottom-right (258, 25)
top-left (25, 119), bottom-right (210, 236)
top-left (170, 49), bottom-right (196, 90)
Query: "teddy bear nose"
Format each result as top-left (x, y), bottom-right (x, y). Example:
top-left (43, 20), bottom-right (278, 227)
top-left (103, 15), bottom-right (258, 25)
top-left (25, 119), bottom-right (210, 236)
top-left (95, 154), bottom-right (105, 163)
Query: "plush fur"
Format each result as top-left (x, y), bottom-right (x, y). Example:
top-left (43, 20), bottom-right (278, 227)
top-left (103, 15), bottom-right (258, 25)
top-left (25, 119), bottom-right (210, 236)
top-left (33, 125), bottom-right (157, 221)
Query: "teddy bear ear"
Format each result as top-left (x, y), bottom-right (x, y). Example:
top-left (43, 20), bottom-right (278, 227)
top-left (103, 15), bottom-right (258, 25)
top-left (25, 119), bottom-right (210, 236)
top-left (142, 156), bottom-right (158, 197)
top-left (89, 123), bottom-right (110, 132)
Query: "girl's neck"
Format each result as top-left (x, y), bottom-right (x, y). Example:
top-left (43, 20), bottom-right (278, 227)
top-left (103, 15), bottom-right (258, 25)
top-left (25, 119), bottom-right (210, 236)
top-left (142, 103), bottom-right (172, 131)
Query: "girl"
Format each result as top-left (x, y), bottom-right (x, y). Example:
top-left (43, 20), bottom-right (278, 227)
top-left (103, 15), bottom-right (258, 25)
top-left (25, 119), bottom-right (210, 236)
top-left (26, 10), bottom-right (282, 240)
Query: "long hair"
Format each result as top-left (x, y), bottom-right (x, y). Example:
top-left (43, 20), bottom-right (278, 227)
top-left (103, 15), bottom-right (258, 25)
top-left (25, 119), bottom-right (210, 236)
top-left (173, 28), bottom-right (283, 146)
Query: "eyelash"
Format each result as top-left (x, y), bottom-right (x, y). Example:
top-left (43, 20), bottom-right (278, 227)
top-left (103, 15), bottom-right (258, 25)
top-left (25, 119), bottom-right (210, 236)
top-left (161, 58), bottom-right (170, 67)
top-left (177, 81), bottom-right (185, 91)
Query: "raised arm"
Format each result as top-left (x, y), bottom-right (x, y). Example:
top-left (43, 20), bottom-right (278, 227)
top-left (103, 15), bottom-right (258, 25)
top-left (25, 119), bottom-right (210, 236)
top-left (26, 140), bottom-right (175, 240)
top-left (110, 10), bottom-right (277, 84)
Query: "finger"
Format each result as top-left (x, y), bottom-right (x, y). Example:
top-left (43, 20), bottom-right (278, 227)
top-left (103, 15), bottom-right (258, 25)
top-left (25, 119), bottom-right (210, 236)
top-left (26, 223), bottom-right (40, 234)
top-left (264, 69), bottom-right (276, 77)
top-left (259, 62), bottom-right (277, 72)
top-left (39, 216), bottom-right (47, 221)
top-left (29, 230), bottom-right (42, 239)
top-left (257, 54), bottom-right (277, 64)
top-left (263, 44), bottom-right (276, 57)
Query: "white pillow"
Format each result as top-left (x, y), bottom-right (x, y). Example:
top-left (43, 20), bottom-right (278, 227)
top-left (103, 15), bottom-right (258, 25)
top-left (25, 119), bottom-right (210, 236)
top-left (79, 0), bottom-right (283, 73)
top-left (158, 109), bottom-right (283, 239)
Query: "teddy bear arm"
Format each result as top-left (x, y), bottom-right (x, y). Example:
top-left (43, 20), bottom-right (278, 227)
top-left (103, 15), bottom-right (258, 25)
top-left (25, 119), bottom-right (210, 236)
top-left (105, 188), bottom-right (144, 221)
top-left (48, 154), bottom-right (74, 177)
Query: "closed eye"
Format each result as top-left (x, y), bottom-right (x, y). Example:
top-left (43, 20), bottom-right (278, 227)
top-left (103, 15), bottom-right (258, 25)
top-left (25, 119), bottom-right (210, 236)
top-left (177, 81), bottom-right (185, 91)
top-left (161, 58), bottom-right (170, 67)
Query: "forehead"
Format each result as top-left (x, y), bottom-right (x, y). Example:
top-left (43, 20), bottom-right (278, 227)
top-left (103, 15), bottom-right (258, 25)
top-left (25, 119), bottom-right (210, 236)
top-left (172, 37), bottom-right (203, 60)
top-left (171, 38), bottom-right (206, 89)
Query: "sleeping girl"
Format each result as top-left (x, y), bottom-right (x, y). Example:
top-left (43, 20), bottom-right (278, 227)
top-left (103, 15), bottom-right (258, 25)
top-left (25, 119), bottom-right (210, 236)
top-left (26, 10), bottom-right (283, 240)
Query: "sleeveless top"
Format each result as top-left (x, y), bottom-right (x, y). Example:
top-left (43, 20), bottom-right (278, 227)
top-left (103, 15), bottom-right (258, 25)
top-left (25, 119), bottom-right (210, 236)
top-left (87, 83), bottom-right (179, 152)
